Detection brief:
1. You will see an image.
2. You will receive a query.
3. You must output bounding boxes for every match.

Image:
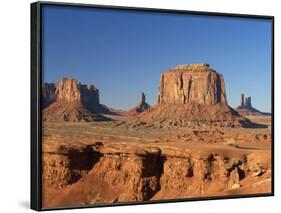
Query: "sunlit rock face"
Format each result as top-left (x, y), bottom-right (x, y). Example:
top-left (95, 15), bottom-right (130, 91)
top-left (138, 64), bottom-right (253, 128)
top-left (158, 64), bottom-right (227, 105)
top-left (42, 78), bottom-right (109, 122)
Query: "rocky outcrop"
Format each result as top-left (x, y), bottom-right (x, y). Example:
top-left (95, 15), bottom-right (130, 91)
top-left (158, 64), bottom-right (227, 105)
top-left (42, 78), bottom-right (110, 122)
top-left (80, 84), bottom-right (100, 111)
top-left (42, 143), bottom-right (100, 189)
top-left (245, 96), bottom-right (252, 108)
top-left (236, 93), bottom-right (270, 116)
top-left (138, 64), bottom-right (252, 128)
top-left (55, 78), bottom-right (83, 103)
top-left (42, 83), bottom-right (56, 108)
top-left (42, 139), bottom-right (271, 207)
top-left (240, 93), bottom-right (245, 107)
top-left (43, 78), bottom-right (100, 108)
top-left (128, 92), bottom-right (151, 115)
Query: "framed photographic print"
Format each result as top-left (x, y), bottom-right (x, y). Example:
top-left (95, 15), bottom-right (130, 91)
top-left (31, 1), bottom-right (274, 211)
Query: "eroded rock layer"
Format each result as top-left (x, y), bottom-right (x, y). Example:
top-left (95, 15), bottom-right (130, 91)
top-left (43, 78), bottom-right (100, 107)
top-left (158, 64), bottom-right (227, 105)
top-left (42, 138), bottom-right (271, 207)
top-left (139, 64), bottom-right (253, 127)
top-left (42, 78), bottom-right (109, 122)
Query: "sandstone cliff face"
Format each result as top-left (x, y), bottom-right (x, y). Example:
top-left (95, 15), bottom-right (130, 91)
top-left (55, 78), bottom-right (82, 103)
top-left (42, 83), bottom-right (56, 108)
top-left (42, 144), bottom-right (100, 189)
top-left (42, 78), bottom-right (108, 122)
top-left (44, 78), bottom-right (100, 106)
top-left (80, 84), bottom-right (100, 110)
top-left (139, 64), bottom-right (252, 127)
top-left (158, 64), bottom-right (227, 105)
top-left (42, 139), bottom-right (271, 207)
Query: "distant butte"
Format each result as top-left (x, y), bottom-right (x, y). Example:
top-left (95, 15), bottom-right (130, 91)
top-left (236, 93), bottom-right (270, 116)
top-left (42, 78), bottom-right (111, 122)
top-left (128, 92), bottom-right (151, 115)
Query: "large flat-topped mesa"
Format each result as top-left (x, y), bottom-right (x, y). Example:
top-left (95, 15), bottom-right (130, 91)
top-left (138, 63), bottom-right (254, 128)
top-left (158, 63), bottom-right (227, 105)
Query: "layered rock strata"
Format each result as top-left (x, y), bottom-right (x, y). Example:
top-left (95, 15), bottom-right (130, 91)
top-left (42, 78), bottom-right (110, 122)
top-left (139, 64), bottom-right (253, 127)
top-left (157, 64), bottom-right (227, 105)
top-left (42, 139), bottom-right (271, 207)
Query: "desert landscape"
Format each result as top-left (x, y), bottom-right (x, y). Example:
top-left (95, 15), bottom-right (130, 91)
top-left (41, 64), bottom-right (272, 208)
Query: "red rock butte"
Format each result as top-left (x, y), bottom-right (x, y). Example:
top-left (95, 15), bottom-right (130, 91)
top-left (138, 63), bottom-right (252, 127)
top-left (55, 78), bottom-right (99, 105)
top-left (236, 93), bottom-right (269, 116)
top-left (42, 78), bottom-right (110, 122)
top-left (158, 63), bottom-right (227, 105)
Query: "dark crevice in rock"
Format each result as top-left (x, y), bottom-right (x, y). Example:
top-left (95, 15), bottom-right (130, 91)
top-left (216, 75), bottom-right (222, 103)
top-left (187, 78), bottom-right (192, 102)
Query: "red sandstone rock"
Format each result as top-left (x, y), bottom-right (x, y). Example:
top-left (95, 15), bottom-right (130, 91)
top-left (42, 83), bottom-right (56, 108)
top-left (42, 78), bottom-right (109, 122)
top-left (158, 64), bottom-right (227, 105)
top-left (138, 64), bottom-right (252, 128)
top-left (46, 78), bottom-right (100, 106)
top-left (236, 93), bottom-right (270, 116)
top-left (55, 78), bottom-right (82, 103)
top-left (41, 138), bottom-right (271, 207)
top-left (128, 92), bottom-right (151, 115)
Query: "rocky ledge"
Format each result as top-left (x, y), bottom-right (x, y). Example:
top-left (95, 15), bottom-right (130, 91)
top-left (42, 138), bottom-right (271, 207)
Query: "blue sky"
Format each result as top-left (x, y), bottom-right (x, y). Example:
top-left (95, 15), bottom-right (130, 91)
top-left (42, 5), bottom-right (272, 112)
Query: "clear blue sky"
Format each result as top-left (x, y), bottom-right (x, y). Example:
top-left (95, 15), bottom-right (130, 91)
top-left (42, 5), bottom-right (272, 112)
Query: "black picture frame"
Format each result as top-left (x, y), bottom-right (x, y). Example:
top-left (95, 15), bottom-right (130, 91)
top-left (31, 1), bottom-right (274, 211)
